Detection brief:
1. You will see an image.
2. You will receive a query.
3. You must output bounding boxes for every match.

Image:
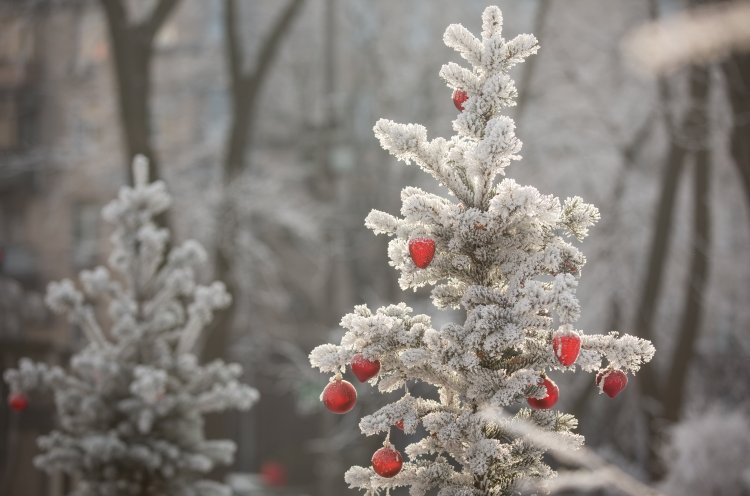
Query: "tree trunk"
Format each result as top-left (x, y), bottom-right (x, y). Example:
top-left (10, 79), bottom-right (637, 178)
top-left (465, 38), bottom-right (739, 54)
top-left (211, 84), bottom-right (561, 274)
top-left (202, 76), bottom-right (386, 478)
top-left (718, 15), bottom-right (750, 216)
top-left (663, 68), bottom-right (711, 423)
top-left (202, 0), bottom-right (307, 363)
top-left (635, 65), bottom-right (712, 480)
top-left (100, 0), bottom-right (179, 184)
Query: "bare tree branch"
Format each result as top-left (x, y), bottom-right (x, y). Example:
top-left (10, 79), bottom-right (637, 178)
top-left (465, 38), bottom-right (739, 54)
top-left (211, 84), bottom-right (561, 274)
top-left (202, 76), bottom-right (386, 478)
top-left (142, 0), bottom-right (180, 40)
top-left (98, 0), bottom-right (182, 188)
top-left (203, 0), bottom-right (307, 364)
top-left (222, 0), bottom-right (307, 182)
top-left (721, 49), bottom-right (750, 217)
top-left (224, 0), bottom-right (242, 101)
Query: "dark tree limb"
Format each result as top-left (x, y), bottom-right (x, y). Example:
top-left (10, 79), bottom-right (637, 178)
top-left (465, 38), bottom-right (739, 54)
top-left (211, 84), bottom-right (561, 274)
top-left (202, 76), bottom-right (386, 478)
top-left (663, 68), bottom-right (711, 423)
top-left (721, 51), bottom-right (750, 218)
top-left (632, 103), bottom-right (686, 378)
top-left (99, 0), bottom-right (181, 185)
top-left (635, 64), bottom-right (713, 480)
top-left (222, 0), bottom-right (306, 183)
top-left (202, 0), bottom-right (307, 363)
top-left (142, 0), bottom-right (180, 40)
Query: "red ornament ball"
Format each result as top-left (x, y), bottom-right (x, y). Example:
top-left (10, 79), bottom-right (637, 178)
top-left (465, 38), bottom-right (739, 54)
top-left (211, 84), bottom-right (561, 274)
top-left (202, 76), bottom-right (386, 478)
top-left (371, 446), bottom-right (403, 478)
top-left (322, 378), bottom-right (357, 414)
top-left (8, 392), bottom-right (28, 412)
top-left (351, 354), bottom-right (380, 382)
top-left (596, 369), bottom-right (628, 398)
top-left (260, 461), bottom-right (287, 487)
top-left (408, 237), bottom-right (435, 269)
top-left (452, 89), bottom-right (469, 111)
top-left (527, 377), bottom-right (559, 410)
top-left (394, 419), bottom-right (404, 431)
top-left (552, 332), bottom-right (581, 367)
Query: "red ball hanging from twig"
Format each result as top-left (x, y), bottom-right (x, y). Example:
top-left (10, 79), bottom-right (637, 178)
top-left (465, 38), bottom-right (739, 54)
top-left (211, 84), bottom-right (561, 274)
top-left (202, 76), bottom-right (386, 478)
top-left (527, 377), bottom-right (559, 410)
top-left (351, 354), bottom-right (381, 382)
top-left (408, 238), bottom-right (435, 269)
top-left (372, 446), bottom-right (403, 477)
top-left (321, 378), bottom-right (357, 414)
top-left (596, 369), bottom-right (628, 398)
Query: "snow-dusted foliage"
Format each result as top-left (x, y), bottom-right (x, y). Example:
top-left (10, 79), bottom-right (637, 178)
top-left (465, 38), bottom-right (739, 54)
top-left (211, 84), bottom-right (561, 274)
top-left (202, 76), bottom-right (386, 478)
top-left (309, 7), bottom-right (654, 495)
top-left (4, 157), bottom-right (258, 496)
top-left (660, 408), bottom-right (750, 496)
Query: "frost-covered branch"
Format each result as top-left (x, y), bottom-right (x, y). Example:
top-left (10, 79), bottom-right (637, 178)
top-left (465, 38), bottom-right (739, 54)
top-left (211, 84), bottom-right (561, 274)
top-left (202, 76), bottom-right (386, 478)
top-left (310, 7), bottom-right (653, 496)
top-left (480, 408), bottom-right (664, 496)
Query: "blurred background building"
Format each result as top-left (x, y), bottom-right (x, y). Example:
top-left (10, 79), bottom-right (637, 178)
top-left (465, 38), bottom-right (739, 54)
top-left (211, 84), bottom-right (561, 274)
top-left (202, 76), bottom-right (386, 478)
top-left (1, 0), bottom-right (749, 495)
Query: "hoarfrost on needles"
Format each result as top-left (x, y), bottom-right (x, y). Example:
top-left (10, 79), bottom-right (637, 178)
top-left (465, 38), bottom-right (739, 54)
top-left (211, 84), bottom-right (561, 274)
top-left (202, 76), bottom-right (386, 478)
top-left (310, 6), bottom-right (654, 495)
top-left (4, 156), bottom-right (258, 496)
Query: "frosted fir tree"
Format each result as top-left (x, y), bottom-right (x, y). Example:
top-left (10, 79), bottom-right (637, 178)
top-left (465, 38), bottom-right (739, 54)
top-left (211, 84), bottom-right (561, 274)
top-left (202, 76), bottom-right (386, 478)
top-left (4, 157), bottom-right (258, 496)
top-left (309, 7), bottom-right (655, 496)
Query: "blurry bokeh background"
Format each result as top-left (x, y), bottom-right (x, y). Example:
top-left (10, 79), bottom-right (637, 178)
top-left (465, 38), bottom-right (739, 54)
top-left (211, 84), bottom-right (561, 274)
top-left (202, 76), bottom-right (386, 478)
top-left (1, 0), bottom-right (749, 495)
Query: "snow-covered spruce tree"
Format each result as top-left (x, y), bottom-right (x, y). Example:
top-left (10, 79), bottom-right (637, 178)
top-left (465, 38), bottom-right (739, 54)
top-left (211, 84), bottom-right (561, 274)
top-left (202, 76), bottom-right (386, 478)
top-left (309, 7), bottom-right (655, 496)
top-left (4, 157), bottom-right (258, 496)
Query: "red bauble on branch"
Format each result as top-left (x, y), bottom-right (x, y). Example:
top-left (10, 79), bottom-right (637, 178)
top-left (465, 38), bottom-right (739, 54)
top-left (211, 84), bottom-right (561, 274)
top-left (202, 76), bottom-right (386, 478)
top-left (452, 89), bottom-right (469, 111)
top-left (527, 377), bottom-right (559, 410)
top-left (408, 237), bottom-right (435, 269)
top-left (8, 392), bottom-right (28, 412)
top-left (372, 446), bottom-right (403, 478)
top-left (322, 377), bottom-right (357, 414)
top-left (351, 354), bottom-right (380, 382)
top-left (394, 419), bottom-right (404, 431)
top-left (596, 369), bottom-right (628, 398)
top-left (552, 332), bottom-right (581, 366)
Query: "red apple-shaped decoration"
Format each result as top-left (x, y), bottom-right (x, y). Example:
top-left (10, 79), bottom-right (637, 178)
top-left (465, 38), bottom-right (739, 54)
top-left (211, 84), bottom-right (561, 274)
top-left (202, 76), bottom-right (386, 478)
top-left (321, 378), bottom-right (357, 414)
top-left (372, 446), bottom-right (403, 478)
top-left (527, 377), bottom-right (559, 410)
top-left (552, 331), bottom-right (581, 366)
top-left (408, 237), bottom-right (435, 269)
top-left (452, 89), bottom-right (469, 111)
top-left (394, 419), bottom-right (404, 431)
top-left (596, 369), bottom-right (628, 398)
top-left (351, 354), bottom-right (380, 382)
top-left (8, 392), bottom-right (28, 412)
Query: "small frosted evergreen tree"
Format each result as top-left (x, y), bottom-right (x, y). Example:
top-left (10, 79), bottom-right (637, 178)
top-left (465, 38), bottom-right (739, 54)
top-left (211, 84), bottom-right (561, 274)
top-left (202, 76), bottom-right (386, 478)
top-left (309, 7), bottom-right (655, 495)
top-left (4, 157), bottom-right (258, 496)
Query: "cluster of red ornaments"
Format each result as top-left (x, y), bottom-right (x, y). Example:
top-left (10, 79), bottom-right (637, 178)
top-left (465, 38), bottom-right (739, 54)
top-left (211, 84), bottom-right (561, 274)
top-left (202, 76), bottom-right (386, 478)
top-left (320, 353), bottom-right (382, 414)
top-left (321, 354), bottom-right (404, 477)
top-left (525, 331), bottom-right (629, 409)
top-left (321, 338), bottom-right (628, 476)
